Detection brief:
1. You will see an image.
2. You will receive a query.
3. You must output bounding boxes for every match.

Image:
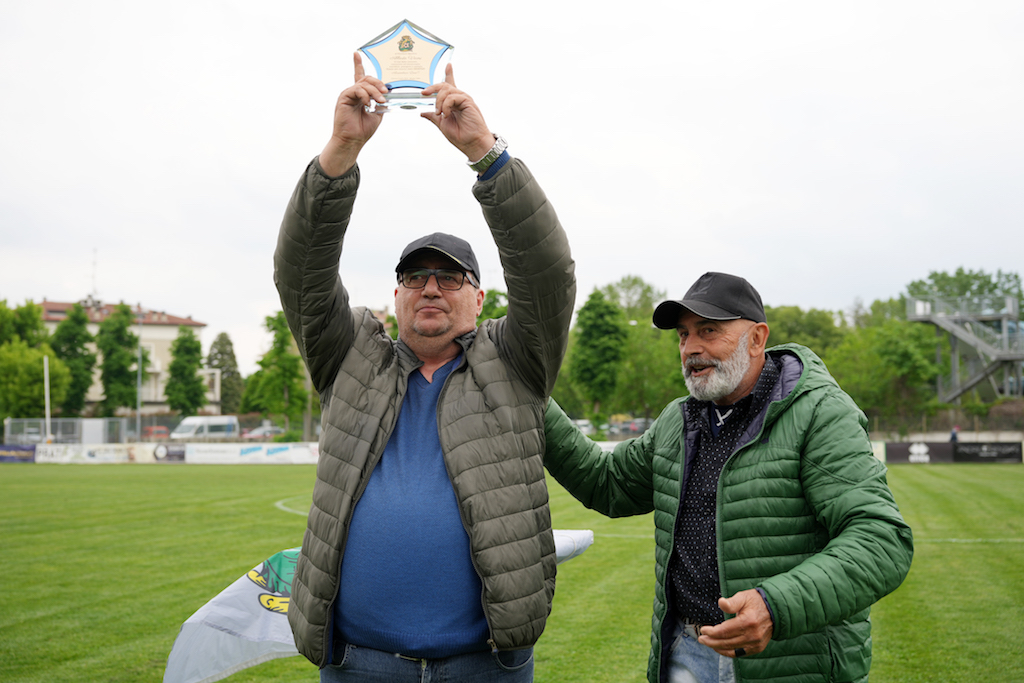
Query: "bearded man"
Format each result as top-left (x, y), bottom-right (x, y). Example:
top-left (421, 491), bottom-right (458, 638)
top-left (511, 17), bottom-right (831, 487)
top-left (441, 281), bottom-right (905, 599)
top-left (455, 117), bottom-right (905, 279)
top-left (542, 272), bottom-right (913, 683)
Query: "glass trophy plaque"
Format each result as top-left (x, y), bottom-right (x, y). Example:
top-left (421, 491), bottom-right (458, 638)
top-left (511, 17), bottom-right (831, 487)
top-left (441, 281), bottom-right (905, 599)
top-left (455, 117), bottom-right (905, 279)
top-left (359, 20), bottom-right (453, 111)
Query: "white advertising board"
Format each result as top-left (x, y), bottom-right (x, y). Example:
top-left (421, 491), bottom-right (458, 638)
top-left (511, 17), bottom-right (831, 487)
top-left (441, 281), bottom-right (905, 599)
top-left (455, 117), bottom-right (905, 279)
top-left (35, 444), bottom-right (136, 464)
top-left (185, 443), bottom-right (319, 465)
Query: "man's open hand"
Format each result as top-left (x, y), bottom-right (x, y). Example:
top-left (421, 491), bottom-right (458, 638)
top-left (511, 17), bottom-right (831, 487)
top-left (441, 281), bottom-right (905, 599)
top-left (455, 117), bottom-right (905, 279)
top-left (319, 52), bottom-right (388, 176)
top-left (421, 64), bottom-right (495, 163)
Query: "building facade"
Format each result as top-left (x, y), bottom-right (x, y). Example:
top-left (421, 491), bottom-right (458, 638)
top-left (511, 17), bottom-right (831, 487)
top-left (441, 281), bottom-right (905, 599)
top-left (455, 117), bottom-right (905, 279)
top-left (41, 295), bottom-right (221, 415)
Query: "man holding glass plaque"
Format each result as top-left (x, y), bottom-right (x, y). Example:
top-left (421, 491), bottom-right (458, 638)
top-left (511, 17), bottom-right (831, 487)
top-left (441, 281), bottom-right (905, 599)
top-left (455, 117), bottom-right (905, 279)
top-left (274, 52), bottom-right (576, 682)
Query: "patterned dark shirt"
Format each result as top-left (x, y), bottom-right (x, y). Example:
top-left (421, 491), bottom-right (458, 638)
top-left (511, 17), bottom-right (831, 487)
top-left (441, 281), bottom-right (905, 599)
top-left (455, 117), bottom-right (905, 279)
top-left (668, 355), bottom-right (781, 624)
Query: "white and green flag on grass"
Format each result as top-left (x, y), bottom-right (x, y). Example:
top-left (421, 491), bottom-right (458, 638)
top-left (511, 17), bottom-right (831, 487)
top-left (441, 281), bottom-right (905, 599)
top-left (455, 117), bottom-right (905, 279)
top-left (164, 530), bottom-right (594, 683)
top-left (164, 548), bottom-right (301, 683)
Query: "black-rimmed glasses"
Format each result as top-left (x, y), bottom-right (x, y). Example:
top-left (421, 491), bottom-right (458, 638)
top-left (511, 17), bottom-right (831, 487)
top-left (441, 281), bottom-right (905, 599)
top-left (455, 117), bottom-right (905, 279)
top-left (398, 268), bottom-right (478, 291)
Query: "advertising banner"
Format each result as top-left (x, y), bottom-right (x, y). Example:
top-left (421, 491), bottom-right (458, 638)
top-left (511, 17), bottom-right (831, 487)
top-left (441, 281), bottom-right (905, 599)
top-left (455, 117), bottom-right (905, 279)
top-left (154, 443), bottom-right (187, 462)
top-left (185, 443), bottom-right (319, 465)
top-left (0, 444), bottom-right (35, 463)
top-left (884, 442), bottom-right (955, 464)
top-left (886, 441), bottom-right (1023, 464)
top-left (18, 442), bottom-right (319, 465)
top-left (954, 442), bottom-right (1023, 464)
top-left (34, 444), bottom-right (134, 464)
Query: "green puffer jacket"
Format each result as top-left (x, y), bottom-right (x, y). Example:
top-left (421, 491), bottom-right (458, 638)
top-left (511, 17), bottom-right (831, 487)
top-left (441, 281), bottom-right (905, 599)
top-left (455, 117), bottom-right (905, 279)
top-left (275, 156), bottom-right (576, 667)
top-left (544, 344), bottom-right (913, 683)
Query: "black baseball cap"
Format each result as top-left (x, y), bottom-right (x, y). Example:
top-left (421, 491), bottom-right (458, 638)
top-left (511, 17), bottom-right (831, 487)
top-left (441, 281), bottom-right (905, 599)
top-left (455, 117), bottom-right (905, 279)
top-left (395, 232), bottom-right (480, 281)
top-left (652, 272), bottom-right (767, 329)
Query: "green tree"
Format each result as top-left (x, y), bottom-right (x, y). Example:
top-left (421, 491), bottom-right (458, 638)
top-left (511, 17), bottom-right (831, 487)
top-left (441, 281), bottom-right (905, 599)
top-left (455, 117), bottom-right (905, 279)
top-left (207, 332), bottom-right (244, 414)
top-left (238, 371), bottom-right (267, 414)
top-left (165, 326), bottom-right (207, 416)
top-left (96, 304), bottom-right (147, 417)
top-left (479, 289), bottom-right (508, 322)
top-left (0, 339), bottom-right (70, 421)
top-left (850, 296), bottom-right (906, 328)
top-left (0, 300), bottom-right (69, 425)
top-left (0, 300), bottom-right (49, 348)
top-left (907, 267), bottom-right (1023, 302)
top-left (596, 276), bottom-right (684, 419)
top-left (50, 303), bottom-right (96, 416)
top-left (569, 289), bottom-right (629, 418)
top-left (0, 301), bottom-right (12, 346)
top-left (550, 334), bottom-right (587, 418)
top-left (764, 305), bottom-right (847, 360)
top-left (610, 320), bottom-right (687, 419)
top-left (599, 274), bottom-right (665, 322)
top-left (828, 318), bottom-right (940, 426)
top-left (250, 312), bottom-right (307, 430)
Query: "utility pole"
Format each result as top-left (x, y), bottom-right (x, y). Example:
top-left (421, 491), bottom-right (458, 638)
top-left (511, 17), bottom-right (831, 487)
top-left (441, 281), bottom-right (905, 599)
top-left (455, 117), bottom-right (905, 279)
top-left (136, 304), bottom-right (143, 441)
top-left (44, 355), bottom-right (52, 443)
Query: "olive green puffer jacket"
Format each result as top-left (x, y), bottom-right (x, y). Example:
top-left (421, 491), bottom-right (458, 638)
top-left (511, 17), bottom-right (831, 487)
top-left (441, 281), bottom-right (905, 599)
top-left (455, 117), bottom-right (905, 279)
top-left (275, 156), bottom-right (575, 667)
top-left (544, 344), bottom-right (913, 683)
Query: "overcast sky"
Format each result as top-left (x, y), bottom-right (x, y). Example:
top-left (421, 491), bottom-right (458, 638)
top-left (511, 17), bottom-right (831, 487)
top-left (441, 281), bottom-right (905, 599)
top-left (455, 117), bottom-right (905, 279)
top-left (2, 1), bottom-right (1021, 375)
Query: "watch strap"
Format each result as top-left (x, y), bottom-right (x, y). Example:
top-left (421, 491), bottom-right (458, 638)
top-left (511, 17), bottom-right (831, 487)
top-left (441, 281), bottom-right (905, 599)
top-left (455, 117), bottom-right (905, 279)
top-left (468, 135), bottom-right (508, 174)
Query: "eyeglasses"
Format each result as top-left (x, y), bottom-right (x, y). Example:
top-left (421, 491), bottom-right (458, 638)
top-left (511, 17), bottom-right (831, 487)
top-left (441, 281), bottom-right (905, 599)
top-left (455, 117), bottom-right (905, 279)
top-left (398, 268), bottom-right (478, 291)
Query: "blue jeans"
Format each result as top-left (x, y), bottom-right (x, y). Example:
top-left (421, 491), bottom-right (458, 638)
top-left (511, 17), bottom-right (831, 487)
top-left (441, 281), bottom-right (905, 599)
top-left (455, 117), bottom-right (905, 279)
top-left (667, 621), bottom-right (735, 683)
top-left (320, 641), bottom-right (534, 683)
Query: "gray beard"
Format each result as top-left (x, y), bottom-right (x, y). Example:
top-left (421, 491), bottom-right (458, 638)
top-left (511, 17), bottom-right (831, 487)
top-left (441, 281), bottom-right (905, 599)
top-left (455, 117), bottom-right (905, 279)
top-left (683, 331), bottom-right (751, 402)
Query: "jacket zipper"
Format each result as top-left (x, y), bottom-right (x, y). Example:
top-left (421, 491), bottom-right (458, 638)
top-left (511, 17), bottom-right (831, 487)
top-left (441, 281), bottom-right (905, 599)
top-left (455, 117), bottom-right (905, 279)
top-left (658, 404), bottom-right (769, 682)
top-left (714, 407), bottom-right (776, 610)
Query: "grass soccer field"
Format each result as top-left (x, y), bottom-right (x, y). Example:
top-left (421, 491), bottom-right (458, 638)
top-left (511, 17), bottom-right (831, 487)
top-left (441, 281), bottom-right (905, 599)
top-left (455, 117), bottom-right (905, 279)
top-left (1, 463), bottom-right (1022, 682)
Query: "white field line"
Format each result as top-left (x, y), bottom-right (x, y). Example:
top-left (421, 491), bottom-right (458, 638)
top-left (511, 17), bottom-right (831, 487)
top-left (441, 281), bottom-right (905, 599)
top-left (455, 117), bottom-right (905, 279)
top-left (274, 496), bottom-right (310, 516)
top-left (598, 533), bottom-right (656, 539)
top-left (577, 534), bottom-right (1024, 544)
top-left (916, 538), bottom-right (1024, 543)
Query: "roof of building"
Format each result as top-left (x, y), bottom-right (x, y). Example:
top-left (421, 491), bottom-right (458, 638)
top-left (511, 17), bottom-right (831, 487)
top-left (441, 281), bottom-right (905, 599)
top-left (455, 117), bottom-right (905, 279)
top-left (40, 295), bottom-right (205, 327)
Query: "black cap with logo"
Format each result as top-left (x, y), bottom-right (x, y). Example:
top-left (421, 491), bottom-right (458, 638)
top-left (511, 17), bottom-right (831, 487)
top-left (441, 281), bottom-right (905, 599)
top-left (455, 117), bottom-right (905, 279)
top-left (395, 232), bottom-right (480, 281)
top-left (652, 272), bottom-right (767, 329)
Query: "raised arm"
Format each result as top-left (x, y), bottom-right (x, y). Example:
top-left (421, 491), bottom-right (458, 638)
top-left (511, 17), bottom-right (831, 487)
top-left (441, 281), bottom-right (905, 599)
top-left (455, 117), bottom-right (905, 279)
top-left (274, 55), bottom-right (387, 392)
top-left (421, 67), bottom-right (576, 394)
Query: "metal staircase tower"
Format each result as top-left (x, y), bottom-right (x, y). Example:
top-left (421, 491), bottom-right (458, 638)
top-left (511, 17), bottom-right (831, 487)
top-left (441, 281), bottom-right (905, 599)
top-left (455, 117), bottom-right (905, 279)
top-left (907, 295), bottom-right (1024, 403)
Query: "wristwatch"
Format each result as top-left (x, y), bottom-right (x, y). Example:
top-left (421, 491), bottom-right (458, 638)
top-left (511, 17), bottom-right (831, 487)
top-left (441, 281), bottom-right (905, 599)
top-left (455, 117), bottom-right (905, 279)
top-left (468, 135), bottom-right (508, 174)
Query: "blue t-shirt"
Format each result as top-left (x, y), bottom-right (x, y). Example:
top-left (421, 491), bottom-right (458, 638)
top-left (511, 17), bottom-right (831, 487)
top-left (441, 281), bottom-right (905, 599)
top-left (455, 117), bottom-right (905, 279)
top-left (335, 355), bottom-right (490, 657)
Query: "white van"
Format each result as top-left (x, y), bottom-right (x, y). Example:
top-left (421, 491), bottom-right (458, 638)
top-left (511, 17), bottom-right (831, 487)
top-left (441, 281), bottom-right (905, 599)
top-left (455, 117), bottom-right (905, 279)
top-left (170, 415), bottom-right (241, 440)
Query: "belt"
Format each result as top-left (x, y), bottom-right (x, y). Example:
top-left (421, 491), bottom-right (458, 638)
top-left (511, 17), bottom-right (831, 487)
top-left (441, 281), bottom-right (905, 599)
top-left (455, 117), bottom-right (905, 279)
top-left (680, 622), bottom-right (704, 638)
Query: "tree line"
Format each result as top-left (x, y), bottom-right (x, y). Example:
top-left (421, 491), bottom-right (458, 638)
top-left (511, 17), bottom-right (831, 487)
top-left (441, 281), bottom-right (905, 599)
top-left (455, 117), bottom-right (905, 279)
top-left (3, 267), bottom-right (1019, 435)
top-left (0, 301), bottom-right (244, 424)
top-left (549, 268), bottom-right (1022, 434)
